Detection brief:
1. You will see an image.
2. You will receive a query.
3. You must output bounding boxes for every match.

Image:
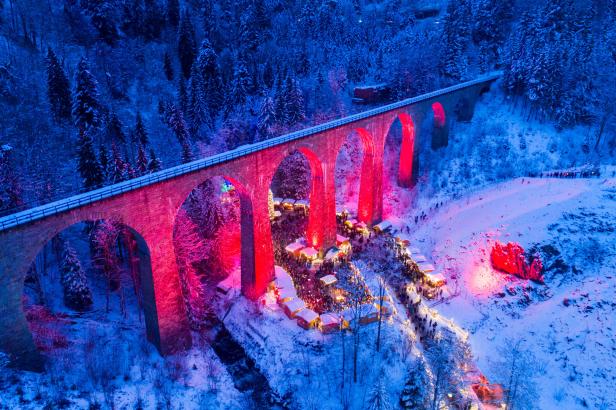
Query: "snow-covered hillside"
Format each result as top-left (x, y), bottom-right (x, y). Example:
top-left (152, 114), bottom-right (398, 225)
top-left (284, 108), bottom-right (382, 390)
top-left (398, 175), bottom-right (616, 409)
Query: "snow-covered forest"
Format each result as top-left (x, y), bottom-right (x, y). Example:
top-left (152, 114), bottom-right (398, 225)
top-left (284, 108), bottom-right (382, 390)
top-left (0, 0), bottom-right (614, 214)
top-left (1, 0), bottom-right (616, 409)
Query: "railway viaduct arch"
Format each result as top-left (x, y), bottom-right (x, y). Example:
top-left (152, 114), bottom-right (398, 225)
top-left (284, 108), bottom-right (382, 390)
top-left (0, 74), bottom-right (499, 370)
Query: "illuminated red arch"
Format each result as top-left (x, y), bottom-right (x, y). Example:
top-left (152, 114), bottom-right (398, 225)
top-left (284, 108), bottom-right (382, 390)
top-left (397, 113), bottom-right (415, 188)
top-left (174, 175), bottom-right (256, 296)
top-left (352, 128), bottom-right (376, 224)
top-left (272, 148), bottom-right (326, 249)
top-left (432, 102), bottom-right (446, 128)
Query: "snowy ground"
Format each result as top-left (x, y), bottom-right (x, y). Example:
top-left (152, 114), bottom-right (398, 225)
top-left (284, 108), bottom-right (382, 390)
top-left (392, 175), bottom-right (616, 409)
top-left (220, 280), bottom-right (420, 410)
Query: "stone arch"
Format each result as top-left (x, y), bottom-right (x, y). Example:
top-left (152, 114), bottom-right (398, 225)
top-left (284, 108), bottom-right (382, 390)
top-left (173, 174), bottom-right (256, 298)
top-left (431, 101), bottom-right (448, 149)
top-left (18, 217), bottom-right (157, 368)
top-left (335, 128), bottom-right (376, 224)
top-left (270, 146), bottom-right (326, 250)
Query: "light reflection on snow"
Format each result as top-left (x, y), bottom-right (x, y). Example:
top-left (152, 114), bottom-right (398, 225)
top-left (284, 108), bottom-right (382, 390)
top-left (468, 263), bottom-right (505, 297)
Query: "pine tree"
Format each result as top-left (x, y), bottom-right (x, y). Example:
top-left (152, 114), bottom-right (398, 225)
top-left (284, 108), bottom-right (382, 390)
top-left (189, 63), bottom-right (208, 134)
top-left (0, 145), bottom-right (23, 214)
top-left (167, 104), bottom-right (190, 143)
top-left (110, 143), bottom-right (127, 183)
top-left (195, 39), bottom-right (223, 123)
top-left (143, 0), bottom-right (165, 40)
top-left (121, 0), bottom-right (145, 38)
top-left (77, 129), bottom-right (103, 190)
top-left (439, 0), bottom-right (472, 82)
top-left (98, 144), bottom-right (110, 183)
top-left (257, 96), bottom-right (276, 140)
top-left (164, 52), bottom-right (174, 81)
top-left (366, 378), bottom-right (393, 410)
top-left (136, 144), bottom-right (148, 175)
top-left (227, 57), bottom-right (250, 110)
top-left (147, 148), bottom-right (162, 172)
top-left (262, 61), bottom-right (274, 89)
top-left (46, 49), bottom-right (72, 122)
top-left (84, 0), bottom-right (119, 45)
top-left (105, 113), bottom-right (127, 145)
top-left (472, 0), bottom-right (514, 65)
top-left (133, 112), bottom-right (149, 146)
top-left (284, 76), bottom-right (305, 126)
top-left (72, 57), bottom-right (103, 131)
top-left (60, 241), bottom-right (93, 311)
top-left (166, 0), bottom-right (180, 28)
top-left (177, 12), bottom-right (197, 79)
top-left (400, 360), bottom-right (430, 409)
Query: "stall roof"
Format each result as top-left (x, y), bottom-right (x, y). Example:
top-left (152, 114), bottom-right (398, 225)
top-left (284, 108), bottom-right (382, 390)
top-left (418, 263), bottom-right (435, 273)
top-left (426, 272), bottom-right (446, 284)
top-left (409, 247), bottom-right (421, 254)
top-left (360, 303), bottom-right (379, 317)
top-left (273, 197), bottom-right (283, 204)
top-left (320, 313), bottom-right (340, 326)
top-left (285, 242), bottom-right (305, 254)
top-left (413, 254), bottom-right (427, 263)
top-left (277, 287), bottom-right (297, 301)
top-left (325, 247), bottom-right (341, 260)
top-left (294, 199), bottom-right (309, 207)
top-left (320, 274), bottom-right (338, 286)
top-left (374, 220), bottom-right (392, 231)
top-left (283, 298), bottom-right (306, 313)
top-left (300, 247), bottom-right (319, 259)
top-left (356, 222), bottom-right (368, 230)
top-left (336, 234), bottom-right (350, 244)
top-left (296, 308), bottom-right (319, 324)
top-left (274, 266), bottom-right (294, 289)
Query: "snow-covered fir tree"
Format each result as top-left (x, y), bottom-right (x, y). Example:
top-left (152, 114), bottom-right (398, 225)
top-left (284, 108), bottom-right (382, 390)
top-left (77, 129), bottom-right (103, 189)
top-left (72, 57), bottom-right (103, 131)
top-left (46, 48), bottom-right (72, 122)
top-left (177, 11), bottom-right (197, 79)
top-left (60, 241), bottom-right (93, 311)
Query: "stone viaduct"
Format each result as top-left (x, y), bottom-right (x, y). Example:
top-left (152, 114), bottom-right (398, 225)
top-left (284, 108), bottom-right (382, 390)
top-left (0, 73), bottom-right (499, 370)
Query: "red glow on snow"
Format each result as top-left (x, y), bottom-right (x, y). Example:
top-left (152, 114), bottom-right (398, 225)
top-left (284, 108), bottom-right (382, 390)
top-left (432, 102), bottom-right (446, 128)
top-left (469, 264), bottom-right (506, 296)
top-left (397, 113), bottom-right (415, 188)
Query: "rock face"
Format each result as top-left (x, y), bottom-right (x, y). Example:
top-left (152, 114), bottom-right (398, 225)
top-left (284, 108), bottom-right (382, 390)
top-left (490, 241), bottom-right (544, 283)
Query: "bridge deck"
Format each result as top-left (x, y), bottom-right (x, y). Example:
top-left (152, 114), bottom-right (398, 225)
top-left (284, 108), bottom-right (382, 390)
top-left (0, 73), bottom-right (501, 232)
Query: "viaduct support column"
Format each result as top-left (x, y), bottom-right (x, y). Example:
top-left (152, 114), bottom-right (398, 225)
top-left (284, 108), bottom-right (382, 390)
top-left (320, 152), bottom-right (338, 253)
top-left (243, 185), bottom-right (274, 300)
top-left (0, 248), bottom-right (44, 371)
top-left (142, 223), bottom-right (192, 355)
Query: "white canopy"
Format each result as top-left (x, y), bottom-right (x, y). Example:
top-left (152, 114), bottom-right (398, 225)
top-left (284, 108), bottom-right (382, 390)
top-left (274, 266), bottom-right (294, 289)
top-left (300, 247), bottom-right (319, 259)
top-left (294, 199), bottom-right (309, 208)
top-left (336, 234), bottom-right (350, 244)
top-left (277, 287), bottom-right (296, 302)
top-left (320, 313), bottom-right (340, 327)
top-left (296, 308), bottom-right (319, 324)
top-left (373, 221), bottom-right (392, 232)
top-left (273, 197), bottom-right (283, 205)
top-left (319, 274), bottom-right (338, 286)
top-left (413, 254), bottom-right (427, 263)
top-left (426, 272), bottom-right (446, 286)
top-left (418, 263), bottom-right (435, 273)
top-left (409, 247), bottom-right (421, 254)
top-left (285, 242), bottom-right (304, 254)
top-left (283, 298), bottom-right (306, 315)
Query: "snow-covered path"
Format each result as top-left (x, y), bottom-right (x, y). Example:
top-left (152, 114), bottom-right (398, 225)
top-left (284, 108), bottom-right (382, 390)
top-left (401, 177), bottom-right (616, 409)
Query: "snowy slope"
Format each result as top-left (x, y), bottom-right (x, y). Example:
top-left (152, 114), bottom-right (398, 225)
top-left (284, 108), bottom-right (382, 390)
top-left (398, 176), bottom-right (616, 409)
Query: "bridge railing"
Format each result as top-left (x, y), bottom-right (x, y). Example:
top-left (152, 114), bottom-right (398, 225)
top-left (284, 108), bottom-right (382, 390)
top-left (0, 72), bottom-right (501, 232)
